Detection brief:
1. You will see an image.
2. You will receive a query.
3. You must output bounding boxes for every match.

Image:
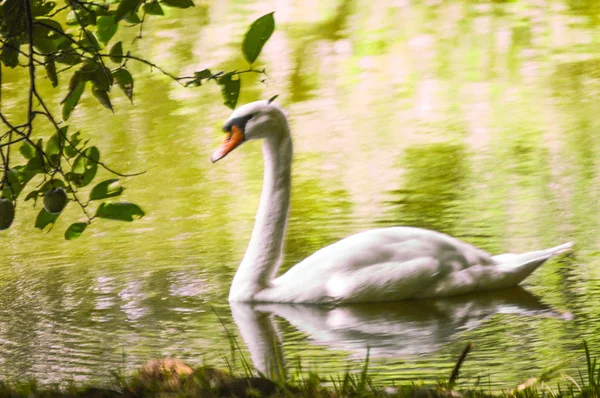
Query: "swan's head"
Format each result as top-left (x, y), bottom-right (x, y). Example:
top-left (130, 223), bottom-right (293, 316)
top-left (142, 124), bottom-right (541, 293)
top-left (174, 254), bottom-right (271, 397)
top-left (211, 100), bottom-right (286, 163)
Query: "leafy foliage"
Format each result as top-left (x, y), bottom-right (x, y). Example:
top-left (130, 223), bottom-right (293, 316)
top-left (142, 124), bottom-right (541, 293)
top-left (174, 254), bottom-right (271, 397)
top-left (219, 74), bottom-right (241, 110)
top-left (242, 12), bottom-right (275, 64)
top-left (95, 202), bottom-right (144, 221)
top-left (65, 222), bottom-right (87, 240)
top-left (0, 0), bottom-right (275, 239)
top-left (89, 179), bottom-right (124, 201)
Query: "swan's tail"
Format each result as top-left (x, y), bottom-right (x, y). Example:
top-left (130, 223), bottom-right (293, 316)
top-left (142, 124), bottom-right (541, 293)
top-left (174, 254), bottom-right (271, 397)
top-left (549, 242), bottom-right (574, 255)
top-left (492, 242), bottom-right (574, 287)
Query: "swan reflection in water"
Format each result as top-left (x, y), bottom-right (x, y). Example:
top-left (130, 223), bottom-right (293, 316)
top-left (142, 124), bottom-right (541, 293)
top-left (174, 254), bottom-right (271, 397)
top-left (229, 288), bottom-right (570, 377)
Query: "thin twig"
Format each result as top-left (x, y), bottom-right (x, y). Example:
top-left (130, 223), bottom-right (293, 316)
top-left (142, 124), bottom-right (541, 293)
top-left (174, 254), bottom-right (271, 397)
top-left (99, 53), bottom-right (186, 85)
top-left (0, 111), bottom-right (49, 173)
top-left (70, 2), bottom-right (113, 89)
top-left (0, 137), bottom-right (27, 148)
top-left (56, 168), bottom-right (93, 221)
top-left (0, 37), bottom-right (45, 66)
top-left (33, 21), bottom-right (96, 53)
top-left (131, 11), bottom-right (147, 43)
top-left (23, 0), bottom-right (37, 138)
top-left (47, 3), bottom-right (71, 17)
top-left (448, 342), bottom-right (472, 390)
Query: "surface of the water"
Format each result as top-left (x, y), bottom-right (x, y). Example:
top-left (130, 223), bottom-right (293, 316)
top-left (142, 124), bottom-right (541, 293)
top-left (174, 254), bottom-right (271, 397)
top-left (2, 0), bottom-right (600, 389)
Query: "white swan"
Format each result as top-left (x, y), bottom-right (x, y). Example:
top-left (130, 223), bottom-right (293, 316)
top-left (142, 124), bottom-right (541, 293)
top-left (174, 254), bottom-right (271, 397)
top-left (211, 100), bottom-right (573, 304)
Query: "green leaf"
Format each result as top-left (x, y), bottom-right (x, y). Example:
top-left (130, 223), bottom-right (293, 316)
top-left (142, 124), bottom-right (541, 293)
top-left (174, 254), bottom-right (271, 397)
top-left (64, 132), bottom-right (83, 158)
top-left (35, 208), bottom-right (59, 231)
top-left (65, 9), bottom-right (96, 26)
top-left (72, 146), bottom-right (96, 174)
top-left (45, 127), bottom-right (66, 158)
top-left (39, 179), bottom-right (66, 194)
top-left (72, 146), bottom-right (99, 187)
top-left (187, 68), bottom-right (212, 86)
top-left (115, 0), bottom-right (142, 22)
top-left (65, 172), bottom-right (84, 186)
top-left (79, 29), bottom-right (101, 51)
top-left (76, 61), bottom-right (97, 81)
top-left (2, 169), bottom-right (22, 199)
top-left (91, 67), bottom-right (113, 91)
top-left (66, 10), bottom-right (80, 25)
top-left (96, 16), bottom-right (118, 44)
top-left (160, 0), bottom-right (193, 8)
top-left (44, 56), bottom-right (58, 87)
top-left (31, 0), bottom-right (56, 17)
top-left (32, 33), bottom-right (58, 54)
top-left (55, 51), bottom-right (81, 66)
top-left (95, 202), bottom-right (144, 221)
top-left (61, 77), bottom-right (86, 121)
top-left (45, 132), bottom-right (61, 157)
top-left (65, 222), bottom-right (87, 240)
top-left (25, 190), bottom-right (39, 204)
top-left (19, 141), bottom-right (36, 160)
top-left (218, 74), bottom-right (240, 109)
top-left (124, 11), bottom-right (142, 23)
top-left (34, 18), bottom-right (64, 34)
top-left (194, 69), bottom-right (212, 80)
top-left (242, 12), bottom-right (275, 64)
top-left (113, 69), bottom-right (133, 102)
top-left (89, 179), bottom-right (124, 201)
top-left (92, 88), bottom-right (113, 112)
top-left (1, 39), bottom-right (19, 68)
top-left (77, 60), bottom-right (113, 91)
top-left (143, 1), bottom-right (164, 15)
top-left (109, 41), bottom-right (123, 63)
top-left (13, 164), bottom-right (37, 188)
top-left (23, 156), bottom-right (44, 175)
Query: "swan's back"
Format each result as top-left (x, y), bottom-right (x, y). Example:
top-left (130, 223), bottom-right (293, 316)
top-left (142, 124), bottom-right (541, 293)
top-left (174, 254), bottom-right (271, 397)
top-left (260, 227), bottom-right (489, 303)
top-left (254, 227), bottom-right (570, 304)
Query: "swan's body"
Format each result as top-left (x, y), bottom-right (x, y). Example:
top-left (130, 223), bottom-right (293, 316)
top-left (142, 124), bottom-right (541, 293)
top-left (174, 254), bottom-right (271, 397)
top-left (212, 100), bottom-right (572, 304)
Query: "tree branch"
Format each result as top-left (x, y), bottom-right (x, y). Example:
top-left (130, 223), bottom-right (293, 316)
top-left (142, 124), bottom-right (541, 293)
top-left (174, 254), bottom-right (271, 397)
top-left (70, 1), bottom-right (112, 85)
top-left (47, 3), bottom-right (71, 17)
top-left (0, 111), bottom-right (49, 174)
top-left (0, 37), bottom-right (45, 66)
top-left (33, 21), bottom-right (97, 54)
top-left (0, 136), bottom-right (26, 148)
top-left (23, 0), bottom-right (37, 138)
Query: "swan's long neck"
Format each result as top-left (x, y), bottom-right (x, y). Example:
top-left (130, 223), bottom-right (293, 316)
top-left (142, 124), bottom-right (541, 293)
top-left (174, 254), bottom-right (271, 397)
top-left (229, 122), bottom-right (292, 301)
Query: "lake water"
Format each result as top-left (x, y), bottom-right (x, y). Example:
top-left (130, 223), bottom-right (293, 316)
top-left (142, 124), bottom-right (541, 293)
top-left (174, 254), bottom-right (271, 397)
top-left (1, 0), bottom-right (600, 390)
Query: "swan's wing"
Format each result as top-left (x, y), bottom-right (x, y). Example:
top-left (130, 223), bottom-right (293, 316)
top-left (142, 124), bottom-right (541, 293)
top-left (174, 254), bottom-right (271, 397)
top-left (265, 227), bottom-right (495, 303)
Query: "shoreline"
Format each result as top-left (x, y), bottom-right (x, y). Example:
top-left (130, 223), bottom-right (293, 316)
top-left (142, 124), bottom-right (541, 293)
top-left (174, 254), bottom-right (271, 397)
top-left (1, 342), bottom-right (597, 397)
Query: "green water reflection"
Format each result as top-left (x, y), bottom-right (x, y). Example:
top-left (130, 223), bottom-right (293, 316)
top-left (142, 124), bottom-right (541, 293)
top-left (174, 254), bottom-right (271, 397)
top-left (1, 0), bottom-right (600, 389)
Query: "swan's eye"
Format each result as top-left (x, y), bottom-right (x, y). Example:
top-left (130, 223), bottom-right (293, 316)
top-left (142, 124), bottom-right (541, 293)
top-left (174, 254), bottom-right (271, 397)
top-left (222, 114), bottom-right (254, 133)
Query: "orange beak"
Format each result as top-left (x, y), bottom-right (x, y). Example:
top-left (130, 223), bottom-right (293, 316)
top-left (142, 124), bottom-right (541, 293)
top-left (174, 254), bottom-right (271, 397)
top-left (211, 125), bottom-right (245, 163)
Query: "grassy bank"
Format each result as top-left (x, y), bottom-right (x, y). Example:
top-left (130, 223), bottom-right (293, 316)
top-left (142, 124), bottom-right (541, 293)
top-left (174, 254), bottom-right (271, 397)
top-left (0, 342), bottom-right (598, 397)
